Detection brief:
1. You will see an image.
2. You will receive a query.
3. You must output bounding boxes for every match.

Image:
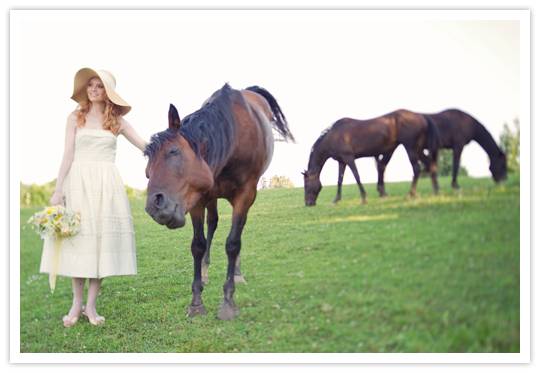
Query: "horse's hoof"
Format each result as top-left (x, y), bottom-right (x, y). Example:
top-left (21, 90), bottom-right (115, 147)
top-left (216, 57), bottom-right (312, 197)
top-left (217, 301), bottom-right (239, 320)
top-left (234, 275), bottom-right (247, 284)
top-left (187, 303), bottom-right (207, 317)
top-left (361, 199), bottom-right (367, 205)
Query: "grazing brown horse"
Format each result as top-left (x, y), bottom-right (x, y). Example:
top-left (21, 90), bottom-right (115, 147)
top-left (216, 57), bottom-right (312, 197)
top-left (421, 109), bottom-right (507, 189)
top-left (144, 84), bottom-right (294, 320)
top-left (303, 109), bottom-right (440, 206)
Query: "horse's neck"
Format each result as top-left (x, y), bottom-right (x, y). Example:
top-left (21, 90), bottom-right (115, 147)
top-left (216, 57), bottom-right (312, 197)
top-left (307, 146), bottom-right (329, 175)
top-left (473, 121), bottom-right (501, 161)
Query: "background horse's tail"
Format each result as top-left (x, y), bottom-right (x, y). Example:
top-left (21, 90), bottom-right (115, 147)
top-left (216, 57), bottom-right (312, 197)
top-left (245, 85), bottom-right (295, 142)
top-left (424, 114), bottom-right (441, 161)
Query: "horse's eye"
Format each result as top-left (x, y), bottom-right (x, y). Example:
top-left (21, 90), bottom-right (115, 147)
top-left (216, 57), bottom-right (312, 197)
top-left (168, 148), bottom-right (179, 156)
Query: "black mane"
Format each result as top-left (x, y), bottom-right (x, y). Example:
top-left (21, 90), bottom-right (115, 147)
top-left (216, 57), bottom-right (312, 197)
top-left (145, 84), bottom-right (240, 170)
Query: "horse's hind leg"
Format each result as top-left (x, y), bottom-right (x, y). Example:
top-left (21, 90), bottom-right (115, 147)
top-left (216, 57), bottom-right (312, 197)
top-left (419, 150), bottom-right (439, 194)
top-left (376, 151), bottom-right (394, 197)
top-left (346, 159), bottom-right (367, 204)
top-left (218, 186), bottom-right (256, 320)
top-left (333, 161), bottom-right (346, 204)
top-left (187, 204), bottom-right (207, 317)
top-left (406, 147), bottom-right (421, 197)
top-left (202, 199), bottom-right (218, 285)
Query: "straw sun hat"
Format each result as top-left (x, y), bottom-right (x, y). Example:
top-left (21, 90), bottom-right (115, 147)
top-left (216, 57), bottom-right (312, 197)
top-left (71, 68), bottom-right (131, 115)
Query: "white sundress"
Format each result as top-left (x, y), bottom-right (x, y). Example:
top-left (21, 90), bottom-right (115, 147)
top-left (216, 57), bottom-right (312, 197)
top-left (39, 128), bottom-right (137, 279)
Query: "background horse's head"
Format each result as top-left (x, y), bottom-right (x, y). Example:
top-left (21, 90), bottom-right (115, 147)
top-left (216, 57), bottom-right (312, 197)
top-left (303, 170), bottom-right (322, 206)
top-left (144, 104), bottom-right (214, 229)
top-left (490, 150), bottom-right (508, 183)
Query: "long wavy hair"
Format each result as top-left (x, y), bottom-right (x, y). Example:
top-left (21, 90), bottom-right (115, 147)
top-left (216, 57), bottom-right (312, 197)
top-left (76, 98), bottom-right (123, 134)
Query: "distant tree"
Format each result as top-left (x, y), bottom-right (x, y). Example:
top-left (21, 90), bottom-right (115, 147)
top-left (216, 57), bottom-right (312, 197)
top-left (268, 175), bottom-right (294, 189)
top-left (437, 149), bottom-right (468, 177)
top-left (499, 118), bottom-right (520, 173)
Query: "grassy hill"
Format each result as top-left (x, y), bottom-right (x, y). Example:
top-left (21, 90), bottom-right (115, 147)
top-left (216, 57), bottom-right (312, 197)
top-left (19, 175), bottom-right (520, 352)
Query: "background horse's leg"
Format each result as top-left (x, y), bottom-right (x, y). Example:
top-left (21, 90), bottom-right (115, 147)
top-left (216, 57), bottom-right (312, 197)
top-left (346, 159), bottom-right (367, 204)
top-left (202, 199), bottom-right (218, 285)
top-left (429, 149), bottom-right (439, 194)
top-left (376, 151), bottom-right (394, 197)
top-left (451, 146), bottom-right (464, 189)
top-left (419, 150), bottom-right (439, 194)
top-left (187, 204), bottom-right (208, 317)
top-left (333, 161), bottom-right (346, 204)
top-left (218, 186), bottom-right (256, 320)
top-left (406, 147), bottom-right (421, 197)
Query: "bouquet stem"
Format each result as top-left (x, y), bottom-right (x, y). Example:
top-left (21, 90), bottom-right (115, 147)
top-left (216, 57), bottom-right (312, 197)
top-left (49, 238), bottom-right (62, 293)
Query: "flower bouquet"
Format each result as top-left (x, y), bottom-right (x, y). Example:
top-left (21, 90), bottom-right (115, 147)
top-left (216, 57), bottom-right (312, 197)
top-left (28, 205), bottom-right (81, 292)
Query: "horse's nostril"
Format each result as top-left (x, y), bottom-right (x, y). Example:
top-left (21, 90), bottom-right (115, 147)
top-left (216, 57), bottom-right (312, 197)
top-left (153, 193), bottom-right (165, 209)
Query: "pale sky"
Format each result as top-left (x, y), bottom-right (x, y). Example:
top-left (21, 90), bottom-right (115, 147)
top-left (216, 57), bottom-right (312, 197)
top-left (11, 10), bottom-right (523, 191)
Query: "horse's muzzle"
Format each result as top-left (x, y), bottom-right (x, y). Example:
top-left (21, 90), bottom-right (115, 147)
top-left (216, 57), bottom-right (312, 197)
top-left (145, 192), bottom-right (186, 229)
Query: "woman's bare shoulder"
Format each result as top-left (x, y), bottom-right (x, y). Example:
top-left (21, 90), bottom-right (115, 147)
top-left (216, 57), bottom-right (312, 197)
top-left (67, 110), bottom-right (79, 128)
top-left (118, 116), bottom-right (132, 132)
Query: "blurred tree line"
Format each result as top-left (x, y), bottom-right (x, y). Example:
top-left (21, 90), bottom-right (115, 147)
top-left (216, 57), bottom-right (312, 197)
top-left (259, 175), bottom-right (294, 189)
top-left (20, 180), bottom-right (146, 207)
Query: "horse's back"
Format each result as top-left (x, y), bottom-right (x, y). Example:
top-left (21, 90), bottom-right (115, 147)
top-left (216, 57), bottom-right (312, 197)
top-left (429, 109), bottom-right (477, 147)
top-left (325, 116), bottom-right (398, 157)
top-left (211, 89), bottom-right (274, 194)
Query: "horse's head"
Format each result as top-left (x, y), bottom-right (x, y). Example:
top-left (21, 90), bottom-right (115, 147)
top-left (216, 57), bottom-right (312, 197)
top-left (144, 104), bottom-right (214, 229)
top-left (490, 150), bottom-right (508, 183)
top-left (303, 170), bottom-right (322, 207)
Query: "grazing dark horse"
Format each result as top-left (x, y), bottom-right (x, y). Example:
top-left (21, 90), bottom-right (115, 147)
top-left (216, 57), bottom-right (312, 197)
top-left (421, 109), bottom-right (507, 189)
top-left (303, 109), bottom-right (440, 206)
top-left (144, 84), bottom-right (294, 320)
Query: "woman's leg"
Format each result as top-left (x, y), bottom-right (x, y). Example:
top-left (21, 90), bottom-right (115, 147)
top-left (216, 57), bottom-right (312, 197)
top-left (63, 277), bottom-right (85, 326)
top-left (85, 278), bottom-right (105, 324)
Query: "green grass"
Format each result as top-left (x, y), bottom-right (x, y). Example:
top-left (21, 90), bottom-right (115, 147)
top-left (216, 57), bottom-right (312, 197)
top-left (19, 175), bottom-right (520, 352)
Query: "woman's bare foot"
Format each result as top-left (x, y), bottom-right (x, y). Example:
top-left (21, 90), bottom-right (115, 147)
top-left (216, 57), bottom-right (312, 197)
top-left (82, 306), bottom-right (105, 326)
top-left (62, 303), bottom-right (83, 328)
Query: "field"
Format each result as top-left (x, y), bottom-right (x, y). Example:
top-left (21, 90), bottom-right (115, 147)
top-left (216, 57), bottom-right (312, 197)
top-left (19, 175), bottom-right (520, 353)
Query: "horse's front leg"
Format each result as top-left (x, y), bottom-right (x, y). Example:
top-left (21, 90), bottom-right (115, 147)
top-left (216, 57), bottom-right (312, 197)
top-left (333, 161), bottom-right (346, 204)
top-left (187, 204), bottom-right (207, 317)
top-left (218, 187), bottom-right (256, 320)
top-left (202, 199), bottom-right (218, 285)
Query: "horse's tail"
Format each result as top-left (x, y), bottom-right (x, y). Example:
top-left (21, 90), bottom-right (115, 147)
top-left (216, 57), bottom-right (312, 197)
top-left (245, 85), bottom-right (295, 142)
top-left (424, 114), bottom-right (441, 161)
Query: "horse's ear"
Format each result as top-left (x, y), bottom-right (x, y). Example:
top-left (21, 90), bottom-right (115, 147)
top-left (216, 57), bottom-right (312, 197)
top-left (301, 170), bottom-right (307, 177)
top-left (168, 104), bottom-right (181, 130)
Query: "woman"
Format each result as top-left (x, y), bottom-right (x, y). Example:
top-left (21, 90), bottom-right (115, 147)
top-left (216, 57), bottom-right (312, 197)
top-left (40, 68), bottom-right (148, 327)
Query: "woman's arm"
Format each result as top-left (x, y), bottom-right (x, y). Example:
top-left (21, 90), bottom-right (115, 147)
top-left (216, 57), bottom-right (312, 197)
top-left (119, 117), bottom-right (148, 152)
top-left (49, 113), bottom-right (77, 205)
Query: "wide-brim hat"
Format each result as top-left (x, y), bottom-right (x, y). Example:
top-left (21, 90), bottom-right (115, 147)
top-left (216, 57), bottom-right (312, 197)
top-left (71, 68), bottom-right (131, 115)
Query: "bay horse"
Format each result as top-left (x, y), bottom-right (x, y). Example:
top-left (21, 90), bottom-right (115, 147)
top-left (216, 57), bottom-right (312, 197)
top-left (144, 84), bottom-right (294, 320)
top-left (421, 109), bottom-right (507, 189)
top-left (303, 109), bottom-right (440, 206)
